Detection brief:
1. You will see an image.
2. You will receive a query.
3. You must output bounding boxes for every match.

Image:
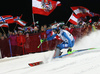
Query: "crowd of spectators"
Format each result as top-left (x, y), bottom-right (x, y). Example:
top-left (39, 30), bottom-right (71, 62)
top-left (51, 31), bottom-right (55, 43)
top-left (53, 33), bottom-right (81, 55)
top-left (0, 21), bottom-right (100, 58)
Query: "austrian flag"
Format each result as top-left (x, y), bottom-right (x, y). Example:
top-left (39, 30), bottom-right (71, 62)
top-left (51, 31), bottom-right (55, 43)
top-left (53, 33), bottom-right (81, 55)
top-left (68, 13), bottom-right (79, 25)
top-left (16, 20), bottom-right (27, 27)
top-left (32, 0), bottom-right (61, 16)
top-left (71, 6), bottom-right (92, 18)
top-left (0, 23), bottom-right (8, 27)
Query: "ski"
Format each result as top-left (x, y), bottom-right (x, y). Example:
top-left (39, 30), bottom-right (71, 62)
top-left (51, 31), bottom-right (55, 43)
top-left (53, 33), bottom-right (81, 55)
top-left (53, 48), bottom-right (97, 59)
top-left (28, 48), bottom-right (99, 67)
top-left (28, 61), bottom-right (43, 67)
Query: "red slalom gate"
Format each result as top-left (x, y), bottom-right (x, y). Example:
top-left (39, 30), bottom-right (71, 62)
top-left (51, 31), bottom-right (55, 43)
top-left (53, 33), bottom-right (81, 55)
top-left (28, 61), bottom-right (43, 67)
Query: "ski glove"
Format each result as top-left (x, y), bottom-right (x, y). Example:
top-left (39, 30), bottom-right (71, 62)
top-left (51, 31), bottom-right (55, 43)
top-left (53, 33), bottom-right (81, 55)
top-left (40, 38), bottom-right (47, 43)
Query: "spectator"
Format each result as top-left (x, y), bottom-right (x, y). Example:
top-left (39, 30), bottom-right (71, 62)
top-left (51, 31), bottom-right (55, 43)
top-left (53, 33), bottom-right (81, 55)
top-left (69, 25), bottom-right (74, 34)
top-left (25, 29), bottom-right (32, 34)
top-left (81, 24), bottom-right (88, 37)
top-left (46, 26), bottom-right (52, 37)
top-left (44, 24), bottom-right (47, 31)
top-left (9, 32), bottom-right (18, 56)
top-left (96, 22), bottom-right (100, 30)
top-left (0, 36), bottom-right (10, 58)
top-left (64, 26), bottom-right (70, 32)
top-left (24, 29), bottom-right (29, 35)
top-left (0, 32), bottom-right (2, 39)
top-left (40, 26), bottom-right (45, 32)
top-left (78, 21), bottom-right (83, 28)
top-left (92, 23), bottom-right (96, 31)
top-left (25, 33), bottom-right (30, 54)
top-left (17, 31), bottom-right (26, 55)
top-left (87, 23), bottom-right (92, 34)
top-left (14, 29), bottom-right (18, 35)
top-left (27, 28), bottom-right (32, 34)
top-left (34, 26), bottom-right (39, 33)
top-left (7, 30), bottom-right (12, 37)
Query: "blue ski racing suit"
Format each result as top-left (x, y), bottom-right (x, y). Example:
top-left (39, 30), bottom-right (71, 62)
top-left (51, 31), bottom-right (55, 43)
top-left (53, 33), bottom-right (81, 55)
top-left (47, 29), bottom-right (75, 50)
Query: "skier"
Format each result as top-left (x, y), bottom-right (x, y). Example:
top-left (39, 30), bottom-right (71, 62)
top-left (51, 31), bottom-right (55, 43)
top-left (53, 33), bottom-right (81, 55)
top-left (41, 25), bottom-right (75, 57)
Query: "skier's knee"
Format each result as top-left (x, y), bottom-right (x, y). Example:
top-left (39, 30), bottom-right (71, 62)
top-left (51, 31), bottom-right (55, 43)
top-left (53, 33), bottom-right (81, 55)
top-left (56, 46), bottom-right (60, 49)
top-left (56, 46), bottom-right (63, 50)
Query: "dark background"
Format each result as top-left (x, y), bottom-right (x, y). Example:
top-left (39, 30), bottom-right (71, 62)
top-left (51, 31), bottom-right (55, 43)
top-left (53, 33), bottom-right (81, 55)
top-left (0, 0), bottom-right (100, 32)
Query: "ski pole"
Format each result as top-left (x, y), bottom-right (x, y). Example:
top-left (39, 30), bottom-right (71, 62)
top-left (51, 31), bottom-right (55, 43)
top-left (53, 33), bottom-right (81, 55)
top-left (37, 42), bottom-right (42, 48)
top-left (37, 39), bottom-right (43, 48)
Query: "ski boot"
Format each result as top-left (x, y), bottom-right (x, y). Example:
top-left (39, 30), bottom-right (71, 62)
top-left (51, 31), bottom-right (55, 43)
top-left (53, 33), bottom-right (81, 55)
top-left (59, 52), bottom-right (63, 56)
top-left (67, 47), bottom-right (72, 52)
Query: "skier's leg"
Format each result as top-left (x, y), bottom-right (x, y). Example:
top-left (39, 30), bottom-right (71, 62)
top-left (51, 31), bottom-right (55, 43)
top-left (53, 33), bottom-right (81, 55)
top-left (53, 46), bottom-right (62, 57)
top-left (54, 41), bottom-right (74, 57)
top-left (67, 39), bottom-right (75, 52)
top-left (53, 42), bottom-right (66, 57)
top-left (57, 42), bottom-right (72, 53)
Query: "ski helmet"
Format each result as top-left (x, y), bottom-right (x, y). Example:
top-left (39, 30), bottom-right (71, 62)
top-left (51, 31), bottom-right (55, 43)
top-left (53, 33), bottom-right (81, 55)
top-left (52, 27), bottom-right (60, 32)
top-left (51, 23), bottom-right (60, 32)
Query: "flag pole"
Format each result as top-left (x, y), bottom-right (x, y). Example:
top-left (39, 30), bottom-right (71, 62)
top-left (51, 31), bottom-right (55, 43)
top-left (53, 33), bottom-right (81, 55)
top-left (66, 13), bottom-right (72, 25)
top-left (65, 17), bottom-right (70, 25)
top-left (32, 14), bottom-right (35, 27)
top-left (32, 0), bottom-right (35, 27)
top-left (65, 20), bottom-right (69, 25)
top-left (14, 23), bottom-right (17, 31)
top-left (1, 27), bottom-right (6, 34)
top-left (13, 15), bottom-right (23, 31)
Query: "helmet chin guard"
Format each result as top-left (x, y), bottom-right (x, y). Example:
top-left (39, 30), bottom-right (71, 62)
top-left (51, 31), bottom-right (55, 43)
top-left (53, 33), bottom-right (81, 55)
top-left (52, 27), bottom-right (60, 33)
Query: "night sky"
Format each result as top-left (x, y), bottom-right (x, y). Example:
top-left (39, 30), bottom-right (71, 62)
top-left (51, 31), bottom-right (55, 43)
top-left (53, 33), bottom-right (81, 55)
top-left (0, 0), bottom-right (100, 32)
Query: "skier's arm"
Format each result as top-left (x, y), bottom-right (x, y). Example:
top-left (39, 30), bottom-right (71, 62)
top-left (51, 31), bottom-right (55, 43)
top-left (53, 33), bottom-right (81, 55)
top-left (62, 32), bottom-right (72, 47)
top-left (41, 34), bottom-right (57, 43)
top-left (47, 34), bottom-right (57, 41)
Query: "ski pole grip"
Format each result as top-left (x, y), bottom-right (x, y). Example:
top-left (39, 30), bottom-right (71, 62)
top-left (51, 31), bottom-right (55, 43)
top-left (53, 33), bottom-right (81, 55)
top-left (40, 39), bottom-right (43, 43)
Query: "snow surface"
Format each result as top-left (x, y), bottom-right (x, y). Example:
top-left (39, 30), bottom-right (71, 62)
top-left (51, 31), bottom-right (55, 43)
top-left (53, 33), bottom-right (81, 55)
top-left (0, 30), bottom-right (100, 74)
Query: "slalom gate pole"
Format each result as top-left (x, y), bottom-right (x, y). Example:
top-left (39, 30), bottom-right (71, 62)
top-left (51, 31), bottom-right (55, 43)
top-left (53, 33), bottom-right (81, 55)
top-left (8, 39), bottom-right (12, 57)
top-left (22, 44), bottom-right (25, 55)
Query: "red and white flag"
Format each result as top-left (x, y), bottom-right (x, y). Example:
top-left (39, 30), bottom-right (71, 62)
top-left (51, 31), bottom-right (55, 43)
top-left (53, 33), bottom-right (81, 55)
top-left (30, 27), bottom-right (34, 31)
top-left (32, 0), bottom-right (61, 16)
top-left (0, 23), bottom-right (8, 27)
top-left (90, 12), bottom-right (100, 17)
top-left (68, 13), bottom-right (79, 25)
top-left (18, 27), bottom-right (24, 30)
top-left (89, 19), bottom-right (92, 23)
top-left (14, 15), bottom-right (22, 21)
top-left (71, 6), bottom-right (92, 18)
top-left (16, 19), bottom-right (27, 27)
